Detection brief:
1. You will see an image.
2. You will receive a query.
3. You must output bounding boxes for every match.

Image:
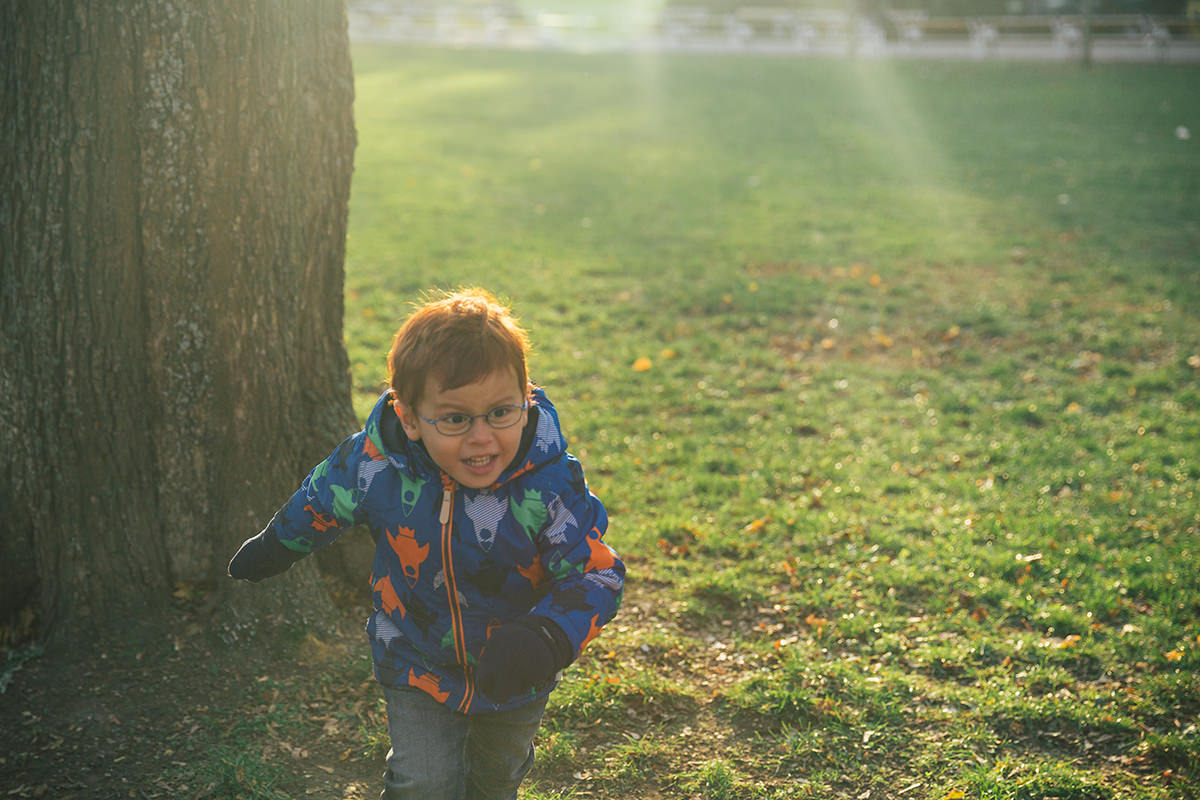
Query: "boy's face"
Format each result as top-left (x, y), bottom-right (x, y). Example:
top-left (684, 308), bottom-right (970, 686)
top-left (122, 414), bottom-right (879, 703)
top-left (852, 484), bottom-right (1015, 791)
top-left (398, 368), bottom-right (528, 489)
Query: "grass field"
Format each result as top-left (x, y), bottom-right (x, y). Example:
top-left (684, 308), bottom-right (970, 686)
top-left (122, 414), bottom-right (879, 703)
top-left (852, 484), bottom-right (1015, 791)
top-left (335, 45), bottom-right (1200, 798)
top-left (2, 43), bottom-right (1198, 800)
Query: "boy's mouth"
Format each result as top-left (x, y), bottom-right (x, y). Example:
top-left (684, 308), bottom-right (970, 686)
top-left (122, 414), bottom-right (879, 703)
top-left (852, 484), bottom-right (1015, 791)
top-left (463, 455), bottom-right (496, 470)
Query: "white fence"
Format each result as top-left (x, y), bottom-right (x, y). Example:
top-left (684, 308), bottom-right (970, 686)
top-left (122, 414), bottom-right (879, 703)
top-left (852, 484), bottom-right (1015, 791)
top-left (348, 3), bottom-right (1200, 62)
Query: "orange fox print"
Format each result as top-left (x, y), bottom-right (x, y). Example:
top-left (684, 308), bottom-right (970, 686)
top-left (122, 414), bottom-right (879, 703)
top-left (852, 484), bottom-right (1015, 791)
top-left (305, 504), bottom-right (340, 533)
top-left (362, 434), bottom-right (386, 461)
top-left (373, 574), bottom-right (407, 618)
top-left (408, 668), bottom-right (451, 703)
top-left (516, 555), bottom-right (547, 589)
top-left (580, 614), bottom-right (603, 653)
top-left (584, 527), bottom-right (617, 572)
top-left (386, 526), bottom-right (429, 588)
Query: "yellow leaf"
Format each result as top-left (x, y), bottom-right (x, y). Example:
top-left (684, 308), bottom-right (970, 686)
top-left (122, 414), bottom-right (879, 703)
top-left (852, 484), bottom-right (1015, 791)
top-left (872, 331), bottom-right (894, 348)
top-left (660, 348), bottom-right (677, 359)
top-left (869, 273), bottom-right (883, 287)
top-left (744, 518), bottom-right (768, 533)
top-left (805, 613), bottom-right (828, 630)
top-left (943, 325), bottom-right (961, 342)
top-left (942, 792), bottom-right (966, 800)
top-left (632, 357), bottom-right (653, 372)
top-left (820, 337), bottom-right (837, 350)
top-left (1059, 634), bottom-right (1082, 648)
top-left (1165, 650), bottom-right (1184, 661)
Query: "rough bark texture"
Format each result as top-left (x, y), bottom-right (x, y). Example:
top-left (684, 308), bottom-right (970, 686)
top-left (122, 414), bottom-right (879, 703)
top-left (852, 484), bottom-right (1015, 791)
top-left (1, 0), bottom-right (358, 643)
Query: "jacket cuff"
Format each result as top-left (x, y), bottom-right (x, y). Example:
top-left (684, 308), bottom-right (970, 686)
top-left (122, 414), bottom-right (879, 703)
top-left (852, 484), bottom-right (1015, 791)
top-left (265, 526), bottom-right (301, 557)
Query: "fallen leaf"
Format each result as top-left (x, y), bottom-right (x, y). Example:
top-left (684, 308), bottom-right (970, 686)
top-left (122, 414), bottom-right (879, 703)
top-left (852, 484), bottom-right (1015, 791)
top-left (744, 518), bottom-right (768, 533)
top-left (943, 325), bottom-right (961, 342)
top-left (632, 357), bottom-right (653, 372)
top-left (1165, 650), bottom-right (1184, 661)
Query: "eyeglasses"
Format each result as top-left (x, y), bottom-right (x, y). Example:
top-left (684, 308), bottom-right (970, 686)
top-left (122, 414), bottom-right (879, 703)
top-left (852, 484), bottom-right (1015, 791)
top-left (419, 401), bottom-right (528, 436)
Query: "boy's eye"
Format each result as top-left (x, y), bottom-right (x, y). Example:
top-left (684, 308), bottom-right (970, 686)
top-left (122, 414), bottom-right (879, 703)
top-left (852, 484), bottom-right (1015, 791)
top-left (442, 413), bottom-right (472, 426)
top-left (488, 406), bottom-right (515, 421)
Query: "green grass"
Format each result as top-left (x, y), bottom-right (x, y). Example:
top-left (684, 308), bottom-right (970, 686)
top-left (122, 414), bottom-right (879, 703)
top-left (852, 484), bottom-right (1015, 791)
top-left (334, 47), bottom-right (1200, 797)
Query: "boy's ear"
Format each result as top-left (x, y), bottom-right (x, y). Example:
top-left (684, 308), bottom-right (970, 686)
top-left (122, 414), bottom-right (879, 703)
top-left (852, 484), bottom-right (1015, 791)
top-left (396, 403), bottom-right (422, 442)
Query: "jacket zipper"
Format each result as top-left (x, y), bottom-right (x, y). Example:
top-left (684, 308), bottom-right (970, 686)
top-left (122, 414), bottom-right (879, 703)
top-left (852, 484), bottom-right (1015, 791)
top-left (439, 480), bottom-right (474, 712)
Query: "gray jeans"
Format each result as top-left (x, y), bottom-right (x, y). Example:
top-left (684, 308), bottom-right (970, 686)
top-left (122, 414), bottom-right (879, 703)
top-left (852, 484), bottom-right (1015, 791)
top-left (379, 685), bottom-right (549, 800)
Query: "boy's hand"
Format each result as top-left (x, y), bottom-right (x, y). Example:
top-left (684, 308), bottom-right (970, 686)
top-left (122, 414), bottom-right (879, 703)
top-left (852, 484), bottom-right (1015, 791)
top-left (475, 616), bottom-right (572, 703)
top-left (227, 529), bottom-right (303, 582)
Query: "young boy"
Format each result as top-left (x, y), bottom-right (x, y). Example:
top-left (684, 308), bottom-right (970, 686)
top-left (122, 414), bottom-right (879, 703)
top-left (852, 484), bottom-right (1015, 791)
top-left (228, 288), bottom-right (625, 799)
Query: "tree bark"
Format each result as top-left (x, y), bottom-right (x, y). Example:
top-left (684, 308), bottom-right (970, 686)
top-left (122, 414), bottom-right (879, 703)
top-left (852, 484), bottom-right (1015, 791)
top-left (1, 0), bottom-right (358, 643)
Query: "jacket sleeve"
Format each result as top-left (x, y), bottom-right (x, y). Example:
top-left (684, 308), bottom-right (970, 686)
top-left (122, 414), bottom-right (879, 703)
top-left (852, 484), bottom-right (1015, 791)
top-left (265, 432), bottom-right (370, 554)
top-left (528, 455), bottom-right (624, 659)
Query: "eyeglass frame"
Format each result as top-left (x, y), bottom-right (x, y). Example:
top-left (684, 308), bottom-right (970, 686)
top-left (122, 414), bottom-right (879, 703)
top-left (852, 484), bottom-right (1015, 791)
top-left (417, 400), bottom-right (529, 436)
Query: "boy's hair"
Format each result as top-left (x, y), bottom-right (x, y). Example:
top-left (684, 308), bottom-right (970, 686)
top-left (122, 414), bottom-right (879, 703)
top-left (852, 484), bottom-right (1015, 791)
top-left (387, 288), bottom-right (530, 409)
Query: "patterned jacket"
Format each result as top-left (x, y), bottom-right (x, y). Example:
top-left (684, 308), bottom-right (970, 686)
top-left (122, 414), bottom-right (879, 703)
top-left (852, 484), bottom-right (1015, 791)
top-left (263, 386), bottom-right (624, 713)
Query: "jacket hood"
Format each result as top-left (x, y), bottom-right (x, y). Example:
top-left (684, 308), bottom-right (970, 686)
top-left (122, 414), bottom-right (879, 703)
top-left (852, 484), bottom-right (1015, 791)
top-left (362, 386), bottom-right (568, 489)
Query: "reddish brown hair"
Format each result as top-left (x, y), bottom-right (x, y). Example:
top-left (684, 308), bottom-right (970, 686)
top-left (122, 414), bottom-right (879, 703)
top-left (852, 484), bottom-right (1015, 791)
top-left (387, 288), bottom-right (530, 410)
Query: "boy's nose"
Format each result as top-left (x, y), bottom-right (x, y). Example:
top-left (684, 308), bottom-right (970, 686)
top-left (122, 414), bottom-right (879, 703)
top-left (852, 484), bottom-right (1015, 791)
top-left (464, 417), bottom-right (494, 442)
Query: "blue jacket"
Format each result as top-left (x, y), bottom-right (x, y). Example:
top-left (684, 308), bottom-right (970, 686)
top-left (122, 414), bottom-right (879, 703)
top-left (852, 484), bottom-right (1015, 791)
top-left (263, 387), bottom-right (624, 713)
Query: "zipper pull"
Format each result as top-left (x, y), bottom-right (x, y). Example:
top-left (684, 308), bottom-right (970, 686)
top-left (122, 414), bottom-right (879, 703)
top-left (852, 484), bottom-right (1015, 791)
top-left (440, 486), bottom-right (452, 525)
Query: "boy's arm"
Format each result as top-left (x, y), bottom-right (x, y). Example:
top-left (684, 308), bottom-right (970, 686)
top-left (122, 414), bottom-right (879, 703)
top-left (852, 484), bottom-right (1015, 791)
top-left (227, 432), bottom-right (369, 582)
top-left (529, 472), bottom-right (624, 658)
top-left (476, 459), bottom-right (622, 702)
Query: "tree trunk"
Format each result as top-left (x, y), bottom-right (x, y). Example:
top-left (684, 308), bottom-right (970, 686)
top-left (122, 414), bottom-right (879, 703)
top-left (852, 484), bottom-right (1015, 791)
top-left (0, 0), bottom-right (358, 643)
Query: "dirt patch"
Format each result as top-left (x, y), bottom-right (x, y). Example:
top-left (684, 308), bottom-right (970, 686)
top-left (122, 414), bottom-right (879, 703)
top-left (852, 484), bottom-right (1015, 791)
top-left (0, 603), bottom-right (380, 800)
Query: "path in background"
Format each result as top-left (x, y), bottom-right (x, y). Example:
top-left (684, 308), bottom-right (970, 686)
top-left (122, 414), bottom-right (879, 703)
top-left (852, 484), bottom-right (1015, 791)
top-left (349, 3), bottom-right (1200, 63)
